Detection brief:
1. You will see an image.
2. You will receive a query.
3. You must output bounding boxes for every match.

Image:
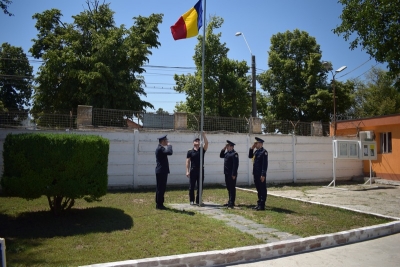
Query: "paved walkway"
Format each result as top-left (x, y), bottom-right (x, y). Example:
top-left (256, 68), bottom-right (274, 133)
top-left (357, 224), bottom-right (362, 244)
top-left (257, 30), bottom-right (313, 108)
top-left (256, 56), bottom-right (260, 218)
top-left (170, 202), bottom-right (302, 244)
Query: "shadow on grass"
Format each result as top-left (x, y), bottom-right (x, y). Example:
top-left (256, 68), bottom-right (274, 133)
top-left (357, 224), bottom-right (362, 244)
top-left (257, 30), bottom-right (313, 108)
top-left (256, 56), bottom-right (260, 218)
top-left (236, 204), bottom-right (295, 214)
top-left (266, 206), bottom-right (296, 214)
top-left (0, 207), bottom-right (133, 239)
top-left (106, 183), bottom-right (226, 194)
top-left (162, 206), bottom-right (196, 216)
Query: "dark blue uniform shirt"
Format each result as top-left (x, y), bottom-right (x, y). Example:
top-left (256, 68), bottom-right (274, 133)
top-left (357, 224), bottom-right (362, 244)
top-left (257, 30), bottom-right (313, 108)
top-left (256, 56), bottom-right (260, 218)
top-left (220, 149), bottom-right (239, 176)
top-left (155, 144), bottom-right (173, 174)
top-left (248, 147), bottom-right (268, 176)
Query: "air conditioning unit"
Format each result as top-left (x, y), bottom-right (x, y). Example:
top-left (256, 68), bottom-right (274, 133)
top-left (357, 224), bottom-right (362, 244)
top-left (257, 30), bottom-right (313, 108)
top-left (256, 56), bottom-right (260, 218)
top-left (359, 131), bottom-right (374, 141)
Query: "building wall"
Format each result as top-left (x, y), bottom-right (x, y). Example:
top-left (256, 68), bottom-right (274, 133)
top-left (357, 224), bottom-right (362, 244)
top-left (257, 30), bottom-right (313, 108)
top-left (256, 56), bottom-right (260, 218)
top-left (336, 115), bottom-right (400, 181)
top-left (0, 129), bottom-right (363, 188)
top-left (358, 125), bottom-right (400, 180)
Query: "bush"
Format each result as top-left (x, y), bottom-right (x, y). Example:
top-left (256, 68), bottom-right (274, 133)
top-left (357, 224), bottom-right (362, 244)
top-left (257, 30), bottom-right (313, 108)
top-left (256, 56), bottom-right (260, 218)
top-left (1, 133), bottom-right (109, 215)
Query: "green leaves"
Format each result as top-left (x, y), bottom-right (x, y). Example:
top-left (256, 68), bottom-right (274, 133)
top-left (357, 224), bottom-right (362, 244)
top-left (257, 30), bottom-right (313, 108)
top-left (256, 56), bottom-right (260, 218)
top-left (173, 16), bottom-right (251, 117)
top-left (334, 0), bottom-right (400, 85)
top-left (30, 1), bottom-right (163, 113)
top-left (1, 133), bottom-right (110, 214)
top-left (258, 30), bottom-right (331, 122)
top-left (350, 67), bottom-right (400, 117)
top-left (0, 42), bottom-right (33, 111)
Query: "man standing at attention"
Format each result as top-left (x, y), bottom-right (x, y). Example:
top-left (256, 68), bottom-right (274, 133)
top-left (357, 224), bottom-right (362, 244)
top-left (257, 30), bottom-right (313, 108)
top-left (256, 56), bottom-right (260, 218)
top-left (186, 132), bottom-right (208, 206)
top-left (155, 135), bottom-right (173, 210)
top-left (219, 140), bottom-right (239, 208)
top-left (248, 137), bottom-right (268, 211)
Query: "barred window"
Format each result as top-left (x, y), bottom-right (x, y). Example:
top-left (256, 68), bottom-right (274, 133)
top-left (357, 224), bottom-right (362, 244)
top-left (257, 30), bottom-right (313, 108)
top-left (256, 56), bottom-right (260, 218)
top-left (380, 132), bottom-right (392, 154)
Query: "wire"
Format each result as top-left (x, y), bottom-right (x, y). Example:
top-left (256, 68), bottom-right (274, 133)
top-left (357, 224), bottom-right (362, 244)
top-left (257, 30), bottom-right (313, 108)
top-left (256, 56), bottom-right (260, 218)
top-left (337, 59), bottom-right (372, 79)
top-left (352, 63), bottom-right (380, 80)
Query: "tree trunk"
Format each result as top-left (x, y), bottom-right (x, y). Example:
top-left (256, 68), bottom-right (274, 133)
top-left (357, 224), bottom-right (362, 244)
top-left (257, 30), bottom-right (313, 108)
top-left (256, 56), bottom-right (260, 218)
top-left (47, 195), bottom-right (75, 215)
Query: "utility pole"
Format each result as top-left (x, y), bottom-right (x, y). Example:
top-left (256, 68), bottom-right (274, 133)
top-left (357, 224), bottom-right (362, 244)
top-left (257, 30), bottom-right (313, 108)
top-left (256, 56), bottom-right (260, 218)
top-left (251, 54), bottom-right (256, 117)
top-left (322, 62), bottom-right (347, 136)
top-left (236, 32), bottom-right (257, 117)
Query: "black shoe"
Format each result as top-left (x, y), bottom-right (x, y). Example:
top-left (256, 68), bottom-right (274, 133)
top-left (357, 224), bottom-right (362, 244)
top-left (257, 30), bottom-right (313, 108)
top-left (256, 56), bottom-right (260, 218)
top-left (227, 204), bottom-right (234, 209)
top-left (252, 205), bottom-right (259, 210)
top-left (256, 206), bottom-right (265, 211)
top-left (223, 203), bottom-right (229, 207)
top-left (156, 205), bottom-right (167, 210)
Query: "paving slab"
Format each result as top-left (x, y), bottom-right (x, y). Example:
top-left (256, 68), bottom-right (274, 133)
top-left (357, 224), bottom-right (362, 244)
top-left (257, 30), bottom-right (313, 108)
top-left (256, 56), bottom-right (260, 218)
top-left (169, 202), bottom-right (302, 243)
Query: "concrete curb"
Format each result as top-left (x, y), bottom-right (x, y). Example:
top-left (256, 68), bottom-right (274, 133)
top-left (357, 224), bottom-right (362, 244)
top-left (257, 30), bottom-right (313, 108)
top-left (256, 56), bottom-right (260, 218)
top-left (81, 188), bottom-right (400, 267)
top-left (81, 221), bottom-right (400, 267)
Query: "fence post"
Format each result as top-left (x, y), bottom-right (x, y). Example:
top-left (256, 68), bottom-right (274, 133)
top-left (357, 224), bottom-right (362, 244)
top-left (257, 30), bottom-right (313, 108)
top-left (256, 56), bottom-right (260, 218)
top-left (174, 112), bottom-right (188, 130)
top-left (311, 121), bottom-right (323, 136)
top-left (77, 105), bottom-right (93, 128)
top-left (251, 117), bottom-right (262, 134)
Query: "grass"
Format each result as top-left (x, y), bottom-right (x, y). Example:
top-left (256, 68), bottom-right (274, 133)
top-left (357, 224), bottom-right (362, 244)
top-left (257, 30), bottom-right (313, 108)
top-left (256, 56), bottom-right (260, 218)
top-left (0, 184), bottom-right (393, 267)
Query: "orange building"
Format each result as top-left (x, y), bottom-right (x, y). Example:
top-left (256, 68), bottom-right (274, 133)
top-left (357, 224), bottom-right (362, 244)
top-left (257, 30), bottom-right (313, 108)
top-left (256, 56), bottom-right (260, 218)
top-left (333, 114), bottom-right (400, 181)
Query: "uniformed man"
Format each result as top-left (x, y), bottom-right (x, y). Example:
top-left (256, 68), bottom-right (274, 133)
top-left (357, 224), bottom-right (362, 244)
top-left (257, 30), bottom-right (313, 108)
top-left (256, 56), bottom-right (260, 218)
top-left (219, 140), bottom-right (239, 208)
top-left (155, 135), bottom-right (173, 210)
top-left (248, 137), bottom-right (268, 211)
top-left (186, 132), bottom-right (209, 205)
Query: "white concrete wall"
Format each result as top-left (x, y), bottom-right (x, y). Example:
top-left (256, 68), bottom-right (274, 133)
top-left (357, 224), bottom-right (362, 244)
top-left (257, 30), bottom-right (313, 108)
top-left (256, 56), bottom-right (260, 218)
top-left (0, 129), bottom-right (362, 189)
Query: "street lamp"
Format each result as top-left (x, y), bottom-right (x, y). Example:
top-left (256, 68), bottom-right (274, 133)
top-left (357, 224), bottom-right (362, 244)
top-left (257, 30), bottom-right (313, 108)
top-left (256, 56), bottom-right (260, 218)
top-left (235, 32), bottom-right (257, 117)
top-left (322, 62), bottom-right (347, 136)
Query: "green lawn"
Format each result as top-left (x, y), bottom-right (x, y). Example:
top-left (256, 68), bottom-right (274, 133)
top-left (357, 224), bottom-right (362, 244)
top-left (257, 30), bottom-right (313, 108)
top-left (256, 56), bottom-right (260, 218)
top-left (0, 185), bottom-right (393, 266)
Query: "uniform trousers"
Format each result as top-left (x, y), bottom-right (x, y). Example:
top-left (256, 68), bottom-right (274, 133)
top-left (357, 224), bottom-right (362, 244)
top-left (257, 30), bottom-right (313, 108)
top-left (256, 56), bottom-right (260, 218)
top-left (225, 174), bottom-right (237, 205)
top-left (156, 173), bottom-right (168, 206)
top-left (189, 168), bottom-right (204, 203)
top-left (253, 174), bottom-right (267, 207)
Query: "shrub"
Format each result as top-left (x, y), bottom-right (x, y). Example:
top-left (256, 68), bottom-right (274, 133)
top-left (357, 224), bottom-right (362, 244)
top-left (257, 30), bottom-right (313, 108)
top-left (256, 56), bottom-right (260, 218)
top-left (1, 133), bottom-right (109, 215)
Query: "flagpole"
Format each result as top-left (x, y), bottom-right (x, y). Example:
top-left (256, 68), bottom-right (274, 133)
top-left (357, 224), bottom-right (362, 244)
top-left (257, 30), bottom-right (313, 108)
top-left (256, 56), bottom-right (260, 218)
top-left (199, 0), bottom-right (206, 207)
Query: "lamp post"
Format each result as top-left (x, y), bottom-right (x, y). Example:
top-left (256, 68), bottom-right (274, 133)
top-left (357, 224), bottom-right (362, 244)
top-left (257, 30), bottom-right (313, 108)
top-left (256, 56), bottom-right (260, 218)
top-left (322, 62), bottom-right (347, 136)
top-left (235, 32), bottom-right (257, 118)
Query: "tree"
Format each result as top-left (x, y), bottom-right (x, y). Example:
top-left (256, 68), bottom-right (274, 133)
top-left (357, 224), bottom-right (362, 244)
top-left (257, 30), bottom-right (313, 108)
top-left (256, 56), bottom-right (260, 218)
top-left (156, 108), bottom-right (169, 115)
top-left (30, 0), bottom-right (163, 114)
top-left (349, 67), bottom-right (400, 117)
top-left (334, 0), bottom-right (400, 83)
top-left (258, 29), bottom-right (349, 122)
top-left (0, 43), bottom-right (33, 110)
top-left (255, 91), bottom-right (274, 120)
top-left (174, 16), bottom-right (252, 118)
top-left (1, 133), bottom-right (109, 215)
top-left (0, 0), bottom-right (13, 16)
top-left (308, 79), bottom-right (355, 121)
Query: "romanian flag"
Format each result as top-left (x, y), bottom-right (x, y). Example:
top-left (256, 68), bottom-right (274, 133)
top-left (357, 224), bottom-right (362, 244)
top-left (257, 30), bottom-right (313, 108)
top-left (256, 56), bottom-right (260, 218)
top-left (170, 0), bottom-right (203, 40)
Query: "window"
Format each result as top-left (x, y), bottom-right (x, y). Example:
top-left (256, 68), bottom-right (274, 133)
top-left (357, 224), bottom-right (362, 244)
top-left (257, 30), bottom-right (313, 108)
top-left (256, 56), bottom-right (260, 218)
top-left (380, 132), bottom-right (392, 153)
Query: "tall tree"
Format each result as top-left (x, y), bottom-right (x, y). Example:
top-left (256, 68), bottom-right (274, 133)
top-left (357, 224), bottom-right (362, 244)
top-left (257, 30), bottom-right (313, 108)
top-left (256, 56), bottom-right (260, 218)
top-left (334, 0), bottom-right (400, 84)
top-left (0, 0), bottom-right (13, 16)
top-left (30, 0), bottom-right (163, 114)
top-left (173, 16), bottom-right (251, 117)
top-left (156, 108), bottom-right (169, 115)
top-left (349, 67), bottom-right (400, 117)
top-left (0, 43), bottom-right (33, 110)
top-left (258, 29), bottom-right (348, 122)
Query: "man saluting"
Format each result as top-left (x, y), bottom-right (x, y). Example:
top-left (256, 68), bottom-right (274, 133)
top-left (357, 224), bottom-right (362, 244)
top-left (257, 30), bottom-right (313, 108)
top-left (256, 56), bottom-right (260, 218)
top-left (155, 135), bottom-right (173, 210)
top-left (220, 140), bottom-right (239, 208)
top-left (248, 137), bottom-right (268, 211)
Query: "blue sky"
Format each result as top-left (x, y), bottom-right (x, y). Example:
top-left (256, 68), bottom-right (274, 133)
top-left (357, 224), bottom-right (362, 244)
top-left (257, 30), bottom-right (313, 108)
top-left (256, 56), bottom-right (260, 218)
top-left (0, 0), bottom-right (384, 113)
